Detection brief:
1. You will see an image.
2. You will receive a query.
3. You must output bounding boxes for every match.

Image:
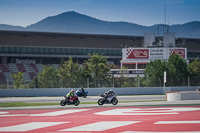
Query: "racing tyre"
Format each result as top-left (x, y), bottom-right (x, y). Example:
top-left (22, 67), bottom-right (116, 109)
top-left (74, 99), bottom-right (80, 106)
top-left (98, 99), bottom-right (104, 105)
top-left (83, 94), bottom-right (87, 98)
top-left (60, 100), bottom-right (66, 106)
top-left (111, 98), bottom-right (118, 105)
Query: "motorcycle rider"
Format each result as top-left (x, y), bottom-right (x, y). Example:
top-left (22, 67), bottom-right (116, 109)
top-left (81, 87), bottom-right (85, 95)
top-left (104, 89), bottom-right (115, 102)
top-left (66, 89), bottom-right (75, 102)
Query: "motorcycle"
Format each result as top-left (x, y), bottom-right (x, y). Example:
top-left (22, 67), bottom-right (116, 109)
top-left (97, 93), bottom-right (118, 106)
top-left (60, 95), bottom-right (80, 106)
top-left (75, 90), bottom-right (88, 98)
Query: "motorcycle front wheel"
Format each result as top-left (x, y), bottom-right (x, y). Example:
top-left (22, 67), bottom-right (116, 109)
top-left (83, 94), bottom-right (87, 98)
top-left (111, 98), bottom-right (118, 105)
top-left (74, 99), bottom-right (80, 106)
top-left (98, 98), bottom-right (104, 105)
top-left (60, 100), bottom-right (66, 106)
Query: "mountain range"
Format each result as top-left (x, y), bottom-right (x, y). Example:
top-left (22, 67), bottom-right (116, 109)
top-left (0, 11), bottom-right (200, 38)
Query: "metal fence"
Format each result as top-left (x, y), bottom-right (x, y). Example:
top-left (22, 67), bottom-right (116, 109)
top-left (0, 76), bottom-right (200, 89)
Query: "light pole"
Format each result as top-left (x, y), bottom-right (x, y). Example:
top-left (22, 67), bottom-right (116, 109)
top-left (164, 71), bottom-right (166, 87)
top-left (113, 74), bottom-right (114, 88)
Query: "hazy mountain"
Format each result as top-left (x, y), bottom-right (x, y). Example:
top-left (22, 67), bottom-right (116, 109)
top-left (0, 24), bottom-right (24, 31)
top-left (169, 21), bottom-right (200, 38)
top-left (0, 11), bottom-right (200, 38)
top-left (25, 11), bottom-right (149, 35)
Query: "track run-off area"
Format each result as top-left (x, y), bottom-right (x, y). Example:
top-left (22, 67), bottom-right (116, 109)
top-left (0, 105), bottom-right (200, 133)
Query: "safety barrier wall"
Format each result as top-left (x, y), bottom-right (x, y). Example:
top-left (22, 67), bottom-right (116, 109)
top-left (0, 87), bottom-right (198, 97)
top-left (167, 91), bottom-right (200, 101)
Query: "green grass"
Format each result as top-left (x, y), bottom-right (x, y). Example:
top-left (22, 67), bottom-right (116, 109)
top-left (0, 102), bottom-right (59, 107)
top-left (0, 100), bottom-right (166, 107)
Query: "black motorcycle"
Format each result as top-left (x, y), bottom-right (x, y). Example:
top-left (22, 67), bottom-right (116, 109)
top-left (98, 93), bottom-right (118, 106)
top-left (60, 95), bottom-right (80, 106)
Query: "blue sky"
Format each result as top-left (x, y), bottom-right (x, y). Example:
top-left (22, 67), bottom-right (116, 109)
top-left (0, 0), bottom-right (199, 27)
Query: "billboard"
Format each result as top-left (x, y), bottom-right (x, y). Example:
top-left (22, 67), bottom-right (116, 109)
top-left (127, 49), bottom-right (149, 59)
top-left (169, 48), bottom-right (186, 58)
top-left (123, 48), bottom-right (187, 60)
top-left (149, 48), bottom-right (167, 59)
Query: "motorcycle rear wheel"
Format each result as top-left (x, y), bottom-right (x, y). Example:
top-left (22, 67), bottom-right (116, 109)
top-left (74, 99), bottom-right (80, 106)
top-left (98, 99), bottom-right (104, 105)
top-left (60, 100), bottom-right (66, 106)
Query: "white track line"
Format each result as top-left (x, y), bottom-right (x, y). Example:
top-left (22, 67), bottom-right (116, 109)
top-left (60, 121), bottom-right (141, 131)
top-left (0, 109), bottom-right (91, 117)
top-left (31, 109), bottom-right (91, 116)
top-left (155, 121), bottom-right (200, 124)
top-left (0, 122), bottom-right (68, 132)
top-left (120, 131), bottom-right (199, 133)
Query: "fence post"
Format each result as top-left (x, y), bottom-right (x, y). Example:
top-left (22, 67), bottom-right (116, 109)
top-left (87, 78), bottom-right (89, 88)
top-left (188, 77), bottom-right (190, 87)
top-left (138, 75), bottom-right (140, 87)
top-left (34, 78), bottom-right (36, 89)
top-left (113, 75), bottom-right (114, 88)
top-left (7, 79), bottom-right (9, 89)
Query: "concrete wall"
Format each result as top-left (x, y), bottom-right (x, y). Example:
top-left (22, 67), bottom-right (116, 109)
top-left (167, 91), bottom-right (200, 101)
top-left (0, 86), bottom-right (198, 97)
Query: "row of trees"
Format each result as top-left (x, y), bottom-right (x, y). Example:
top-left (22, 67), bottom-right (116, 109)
top-left (12, 54), bottom-right (111, 89)
top-left (11, 53), bottom-right (200, 89)
top-left (143, 55), bottom-right (200, 87)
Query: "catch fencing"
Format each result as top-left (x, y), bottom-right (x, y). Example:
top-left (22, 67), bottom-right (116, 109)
top-left (0, 76), bottom-right (200, 89)
top-left (0, 86), bottom-right (198, 97)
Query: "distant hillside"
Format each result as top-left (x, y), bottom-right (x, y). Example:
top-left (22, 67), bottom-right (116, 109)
top-left (0, 11), bottom-right (200, 38)
top-left (0, 24), bottom-right (24, 31)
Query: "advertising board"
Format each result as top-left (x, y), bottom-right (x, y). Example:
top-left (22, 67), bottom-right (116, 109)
top-left (149, 48), bottom-right (166, 59)
top-left (126, 49), bottom-right (149, 59)
top-left (169, 48), bottom-right (186, 58)
top-left (123, 48), bottom-right (187, 60)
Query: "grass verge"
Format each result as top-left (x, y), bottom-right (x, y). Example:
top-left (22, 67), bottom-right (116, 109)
top-left (0, 102), bottom-right (59, 107)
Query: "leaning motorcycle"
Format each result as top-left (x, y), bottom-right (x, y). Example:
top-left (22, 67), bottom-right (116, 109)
top-left (98, 93), bottom-right (118, 106)
top-left (60, 95), bottom-right (80, 106)
top-left (75, 90), bottom-right (88, 98)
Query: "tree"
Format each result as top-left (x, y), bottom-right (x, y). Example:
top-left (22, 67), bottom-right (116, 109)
top-left (57, 57), bottom-right (80, 88)
top-left (11, 72), bottom-right (25, 89)
top-left (29, 76), bottom-right (39, 88)
top-left (133, 74), bottom-right (141, 87)
top-left (37, 65), bottom-right (59, 88)
top-left (188, 58), bottom-right (200, 86)
top-left (166, 54), bottom-right (188, 86)
top-left (167, 54), bottom-right (188, 77)
top-left (83, 53), bottom-right (110, 87)
top-left (188, 58), bottom-right (200, 76)
top-left (115, 66), bottom-right (133, 87)
top-left (143, 59), bottom-right (167, 87)
top-left (142, 54), bottom-right (189, 87)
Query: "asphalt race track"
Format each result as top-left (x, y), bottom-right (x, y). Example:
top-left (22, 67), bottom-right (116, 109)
top-left (0, 106), bottom-right (200, 133)
top-left (0, 95), bottom-right (200, 132)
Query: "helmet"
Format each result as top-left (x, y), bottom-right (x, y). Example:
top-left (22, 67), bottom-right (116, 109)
top-left (71, 89), bottom-right (74, 92)
top-left (109, 89), bottom-right (113, 93)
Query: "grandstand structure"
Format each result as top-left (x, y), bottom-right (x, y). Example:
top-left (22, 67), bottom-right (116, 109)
top-left (0, 30), bottom-right (200, 85)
